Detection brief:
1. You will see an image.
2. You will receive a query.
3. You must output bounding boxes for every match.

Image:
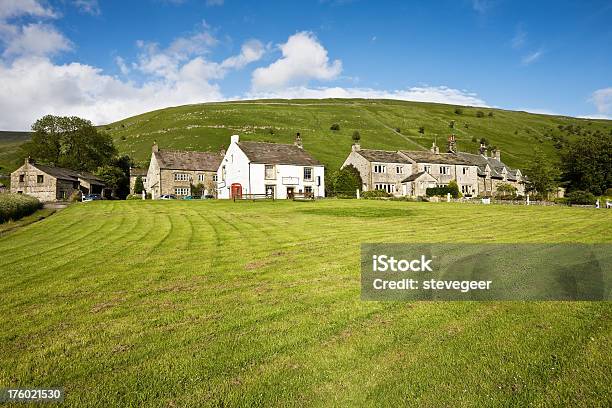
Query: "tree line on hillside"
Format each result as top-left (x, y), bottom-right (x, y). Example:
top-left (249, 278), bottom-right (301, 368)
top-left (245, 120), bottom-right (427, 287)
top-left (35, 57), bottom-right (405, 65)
top-left (20, 115), bottom-right (132, 199)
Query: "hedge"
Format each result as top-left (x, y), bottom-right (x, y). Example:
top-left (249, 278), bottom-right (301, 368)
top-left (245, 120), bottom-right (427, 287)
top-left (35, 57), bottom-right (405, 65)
top-left (0, 193), bottom-right (43, 223)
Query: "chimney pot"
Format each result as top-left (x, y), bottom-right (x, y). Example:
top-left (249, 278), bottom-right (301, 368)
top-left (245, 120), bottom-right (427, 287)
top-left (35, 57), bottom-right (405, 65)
top-left (152, 142), bottom-right (159, 153)
top-left (294, 132), bottom-right (303, 149)
top-left (230, 134), bottom-right (240, 144)
top-left (352, 142), bottom-right (361, 151)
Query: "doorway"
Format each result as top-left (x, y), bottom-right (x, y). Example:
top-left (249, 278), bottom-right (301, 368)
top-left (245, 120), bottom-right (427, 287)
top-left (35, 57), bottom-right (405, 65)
top-left (286, 187), bottom-right (294, 199)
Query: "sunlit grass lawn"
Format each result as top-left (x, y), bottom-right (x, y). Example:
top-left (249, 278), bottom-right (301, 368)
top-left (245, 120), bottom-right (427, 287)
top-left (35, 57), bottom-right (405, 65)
top-left (0, 200), bottom-right (610, 407)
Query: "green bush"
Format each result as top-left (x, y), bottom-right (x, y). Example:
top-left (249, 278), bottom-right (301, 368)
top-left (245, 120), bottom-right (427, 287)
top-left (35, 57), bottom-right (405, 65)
top-left (565, 190), bottom-right (596, 205)
top-left (476, 111), bottom-right (485, 118)
top-left (426, 182), bottom-right (460, 199)
top-left (330, 123), bottom-right (340, 131)
top-left (331, 165), bottom-right (362, 197)
top-left (0, 193), bottom-right (42, 223)
top-left (362, 190), bottom-right (391, 199)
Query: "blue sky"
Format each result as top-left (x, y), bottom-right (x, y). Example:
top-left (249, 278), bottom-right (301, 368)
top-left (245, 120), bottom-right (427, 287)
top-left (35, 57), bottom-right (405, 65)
top-left (0, 0), bottom-right (611, 129)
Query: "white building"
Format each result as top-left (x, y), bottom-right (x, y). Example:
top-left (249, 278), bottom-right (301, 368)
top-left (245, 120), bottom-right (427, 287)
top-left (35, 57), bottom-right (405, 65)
top-left (217, 134), bottom-right (325, 199)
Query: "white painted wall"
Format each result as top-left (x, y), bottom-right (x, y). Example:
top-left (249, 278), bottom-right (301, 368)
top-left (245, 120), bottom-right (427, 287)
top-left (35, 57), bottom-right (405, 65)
top-left (217, 135), bottom-right (325, 199)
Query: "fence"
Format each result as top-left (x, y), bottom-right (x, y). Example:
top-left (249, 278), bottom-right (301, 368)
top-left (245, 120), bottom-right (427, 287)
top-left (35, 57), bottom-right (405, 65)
top-left (233, 193), bottom-right (274, 202)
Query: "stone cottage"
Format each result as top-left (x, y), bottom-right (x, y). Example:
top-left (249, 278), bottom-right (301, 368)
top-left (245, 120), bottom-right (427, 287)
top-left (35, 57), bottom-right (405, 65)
top-left (145, 143), bottom-right (223, 198)
top-left (10, 158), bottom-right (106, 201)
top-left (129, 167), bottom-right (148, 195)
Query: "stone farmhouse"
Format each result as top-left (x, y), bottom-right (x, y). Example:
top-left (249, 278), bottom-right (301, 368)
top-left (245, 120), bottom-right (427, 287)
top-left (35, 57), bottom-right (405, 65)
top-left (129, 167), bottom-right (148, 195)
top-left (342, 136), bottom-right (524, 197)
top-left (217, 134), bottom-right (325, 199)
top-left (145, 143), bottom-right (223, 198)
top-left (10, 158), bottom-right (106, 201)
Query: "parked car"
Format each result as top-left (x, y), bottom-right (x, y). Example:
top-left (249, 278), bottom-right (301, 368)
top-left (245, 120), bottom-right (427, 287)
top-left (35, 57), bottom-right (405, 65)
top-left (82, 194), bottom-right (102, 202)
top-left (182, 195), bottom-right (201, 200)
top-left (159, 194), bottom-right (177, 200)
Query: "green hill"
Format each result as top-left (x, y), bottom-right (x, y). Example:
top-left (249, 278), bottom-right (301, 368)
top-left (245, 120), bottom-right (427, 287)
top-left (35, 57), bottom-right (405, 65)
top-left (2, 99), bottom-right (611, 177)
top-left (105, 99), bottom-right (612, 171)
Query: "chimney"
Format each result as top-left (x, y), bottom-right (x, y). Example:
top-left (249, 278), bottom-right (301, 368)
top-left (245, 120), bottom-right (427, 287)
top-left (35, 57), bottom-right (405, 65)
top-left (447, 134), bottom-right (457, 153)
top-left (294, 132), bottom-right (303, 149)
top-left (352, 142), bottom-right (361, 151)
top-left (25, 156), bottom-right (34, 165)
top-left (219, 145), bottom-right (226, 157)
top-left (493, 149), bottom-right (501, 161)
top-left (152, 142), bottom-right (159, 153)
top-left (230, 134), bottom-right (240, 144)
top-left (431, 142), bottom-right (439, 154)
top-left (479, 142), bottom-right (486, 155)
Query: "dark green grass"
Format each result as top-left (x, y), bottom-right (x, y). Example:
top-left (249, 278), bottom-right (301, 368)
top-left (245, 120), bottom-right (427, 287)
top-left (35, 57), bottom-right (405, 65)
top-left (0, 200), bottom-right (610, 407)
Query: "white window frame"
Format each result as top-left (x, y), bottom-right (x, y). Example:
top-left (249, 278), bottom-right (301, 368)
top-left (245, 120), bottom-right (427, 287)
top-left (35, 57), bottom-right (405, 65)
top-left (373, 164), bottom-right (387, 174)
top-left (424, 165), bottom-right (431, 174)
top-left (265, 165), bottom-right (276, 180)
top-left (462, 167), bottom-right (469, 175)
top-left (174, 187), bottom-right (190, 196)
top-left (174, 173), bottom-right (189, 181)
top-left (374, 183), bottom-right (395, 193)
top-left (396, 166), bottom-right (404, 174)
top-left (198, 174), bottom-right (205, 182)
top-left (212, 174), bottom-right (218, 182)
top-left (303, 167), bottom-right (313, 181)
top-left (440, 166), bottom-right (450, 175)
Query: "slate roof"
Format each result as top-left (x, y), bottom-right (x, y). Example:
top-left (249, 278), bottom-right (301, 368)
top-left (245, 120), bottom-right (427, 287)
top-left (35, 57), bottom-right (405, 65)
top-left (32, 163), bottom-right (105, 185)
top-left (355, 149), bottom-right (412, 164)
top-left (154, 150), bottom-right (223, 171)
top-left (238, 141), bottom-right (322, 166)
top-left (401, 171), bottom-right (434, 182)
top-left (400, 150), bottom-right (472, 165)
top-left (455, 152), bottom-right (521, 180)
top-left (129, 167), bottom-right (148, 176)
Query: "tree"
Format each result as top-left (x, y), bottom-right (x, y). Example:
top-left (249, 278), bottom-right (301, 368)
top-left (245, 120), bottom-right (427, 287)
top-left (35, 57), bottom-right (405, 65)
top-left (454, 107), bottom-right (463, 115)
top-left (96, 155), bottom-right (132, 199)
top-left (476, 111), bottom-right (485, 118)
top-left (487, 111), bottom-right (494, 118)
top-left (395, 127), bottom-right (401, 133)
top-left (448, 179), bottom-right (461, 198)
top-left (134, 176), bottom-right (144, 194)
top-left (330, 123), bottom-right (340, 131)
top-left (496, 183), bottom-right (517, 199)
top-left (418, 126), bottom-right (425, 134)
top-left (525, 149), bottom-right (561, 197)
top-left (332, 164), bottom-right (363, 197)
top-left (449, 120), bottom-right (456, 129)
top-left (352, 131), bottom-right (361, 142)
top-left (479, 137), bottom-right (488, 145)
top-left (21, 115), bottom-right (117, 172)
top-left (560, 133), bottom-right (611, 196)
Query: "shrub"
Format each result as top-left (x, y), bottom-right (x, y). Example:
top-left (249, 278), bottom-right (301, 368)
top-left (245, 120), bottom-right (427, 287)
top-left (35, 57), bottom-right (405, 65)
top-left (476, 111), bottom-right (485, 118)
top-left (454, 108), bottom-right (463, 115)
top-left (134, 176), bottom-right (144, 194)
top-left (565, 190), bottom-right (596, 205)
top-left (330, 123), bottom-right (340, 131)
top-left (362, 190), bottom-right (391, 199)
top-left (605, 188), bottom-right (612, 197)
top-left (488, 112), bottom-right (494, 117)
top-left (418, 126), bottom-right (425, 134)
top-left (126, 194), bottom-right (143, 200)
top-left (395, 127), bottom-right (401, 133)
top-left (0, 193), bottom-right (42, 223)
top-left (426, 181), bottom-right (460, 199)
top-left (331, 165), bottom-right (362, 197)
top-left (352, 130), bottom-right (361, 142)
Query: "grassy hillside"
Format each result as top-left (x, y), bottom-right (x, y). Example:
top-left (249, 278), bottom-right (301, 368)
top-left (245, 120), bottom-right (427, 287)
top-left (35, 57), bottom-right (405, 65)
top-left (105, 99), bottom-right (612, 171)
top-left (0, 131), bottom-right (30, 178)
top-left (0, 200), bottom-right (610, 406)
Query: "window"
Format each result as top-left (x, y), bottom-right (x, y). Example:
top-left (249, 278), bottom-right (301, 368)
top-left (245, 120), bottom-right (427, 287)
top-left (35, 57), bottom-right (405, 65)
top-left (221, 166), bottom-right (226, 181)
top-left (212, 174), bottom-right (218, 182)
top-left (304, 186), bottom-right (313, 194)
top-left (37, 175), bottom-right (44, 183)
top-left (174, 187), bottom-right (190, 196)
top-left (198, 174), bottom-right (205, 182)
top-left (17, 191), bottom-right (23, 194)
top-left (174, 173), bottom-right (189, 181)
top-left (19, 174), bottom-right (25, 182)
top-left (374, 183), bottom-right (395, 194)
top-left (373, 164), bottom-right (387, 173)
top-left (142, 177), bottom-right (147, 183)
top-left (462, 167), bottom-right (469, 175)
top-left (304, 167), bottom-right (313, 181)
top-left (461, 185), bottom-right (472, 195)
top-left (424, 165), bottom-right (431, 174)
top-left (396, 166), bottom-right (404, 174)
top-left (265, 165), bottom-right (275, 179)
top-left (265, 185), bottom-right (275, 197)
top-left (440, 166), bottom-right (450, 175)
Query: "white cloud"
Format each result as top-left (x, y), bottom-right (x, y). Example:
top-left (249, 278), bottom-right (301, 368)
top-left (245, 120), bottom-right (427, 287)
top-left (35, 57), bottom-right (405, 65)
top-left (246, 85), bottom-right (487, 107)
top-left (115, 56), bottom-right (129, 75)
top-left (0, 0), bottom-right (57, 20)
top-left (2, 23), bottom-right (71, 57)
top-left (521, 49), bottom-right (542, 66)
top-left (221, 39), bottom-right (265, 69)
top-left (251, 31), bottom-right (342, 91)
top-left (73, 0), bottom-right (101, 16)
top-left (590, 87), bottom-right (612, 115)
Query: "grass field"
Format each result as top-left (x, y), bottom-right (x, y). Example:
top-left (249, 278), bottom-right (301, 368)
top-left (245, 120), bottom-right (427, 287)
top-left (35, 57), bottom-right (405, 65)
top-left (0, 200), bottom-right (611, 407)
